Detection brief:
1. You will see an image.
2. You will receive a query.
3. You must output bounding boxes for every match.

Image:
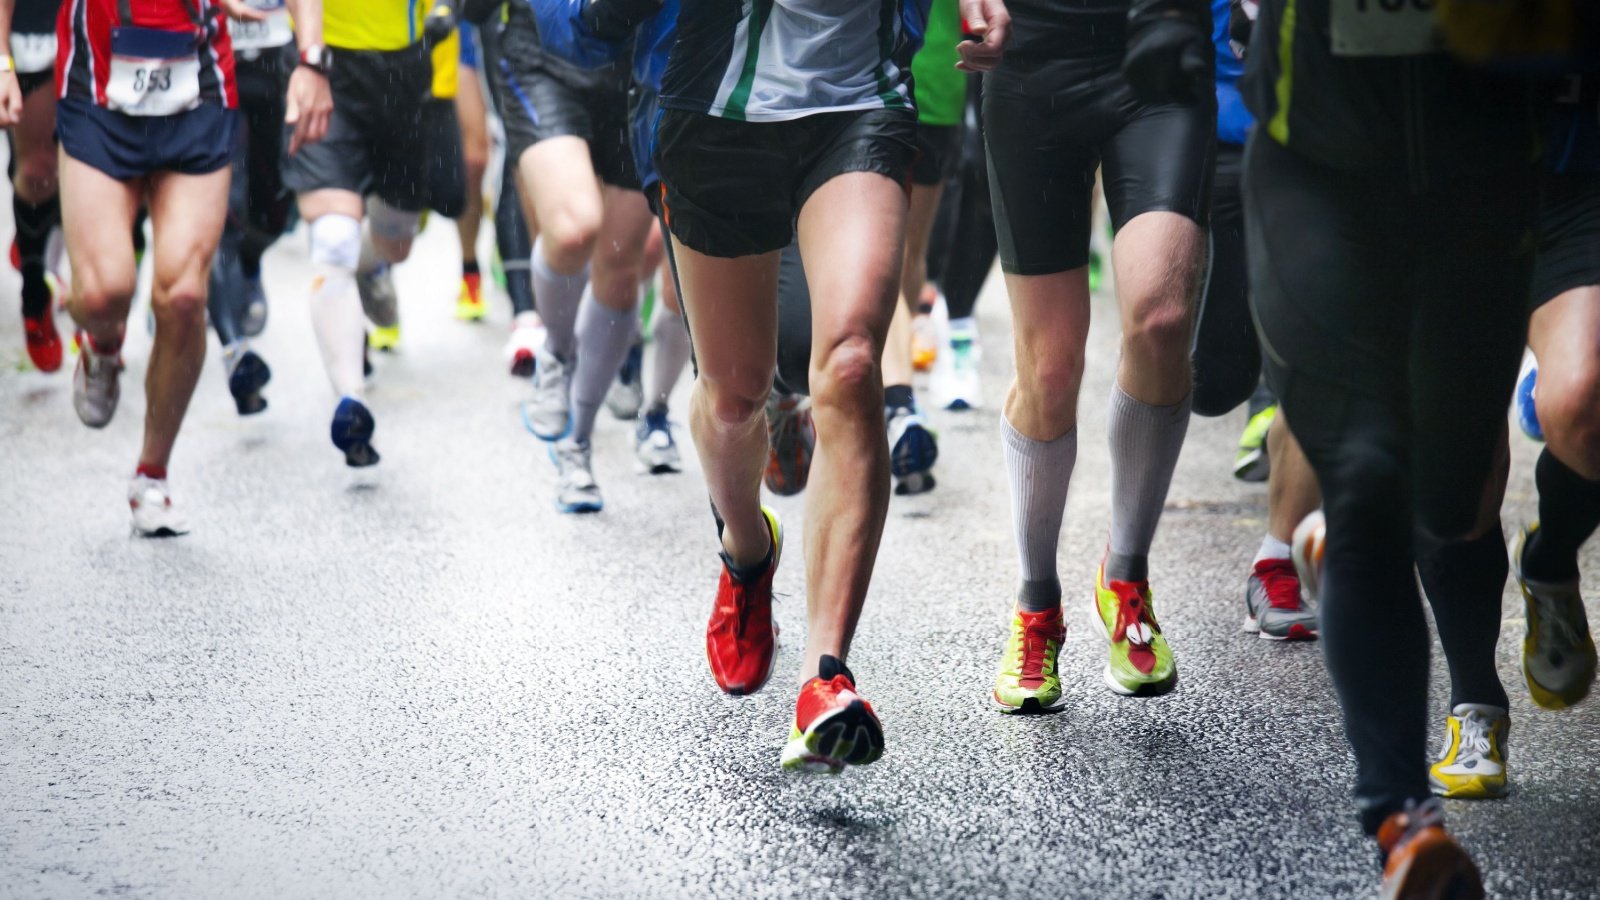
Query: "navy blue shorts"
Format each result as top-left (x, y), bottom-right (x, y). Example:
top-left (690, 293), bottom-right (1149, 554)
top-left (56, 96), bottom-right (238, 181)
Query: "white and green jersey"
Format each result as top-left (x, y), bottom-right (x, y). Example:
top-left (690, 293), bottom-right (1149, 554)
top-left (660, 0), bottom-right (925, 123)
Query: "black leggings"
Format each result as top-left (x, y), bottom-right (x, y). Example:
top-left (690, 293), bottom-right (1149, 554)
top-left (479, 19), bottom-right (537, 317)
top-left (926, 77), bottom-right (995, 322)
top-left (1191, 142), bottom-right (1259, 417)
top-left (1245, 133), bottom-right (1536, 835)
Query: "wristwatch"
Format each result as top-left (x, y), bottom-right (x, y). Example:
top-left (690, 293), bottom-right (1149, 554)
top-left (298, 44), bottom-right (331, 75)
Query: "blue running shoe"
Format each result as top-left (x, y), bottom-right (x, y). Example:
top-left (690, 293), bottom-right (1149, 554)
top-left (1515, 357), bottom-right (1543, 442)
top-left (225, 344), bottom-right (271, 416)
top-left (635, 406), bottom-right (682, 474)
top-left (887, 404), bottom-right (938, 495)
top-left (331, 397), bottom-right (380, 467)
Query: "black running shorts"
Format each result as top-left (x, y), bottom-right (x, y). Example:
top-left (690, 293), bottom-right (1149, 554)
top-left (422, 99), bottom-right (469, 219)
top-left (655, 107), bottom-right (917, 259)
top-left (1532, 172), bottom-right (1600, 308)
top-left (983, 51), bottom-right (1215, 275)
top-left (911, 123), bottom-right (960, 186)
top-left (282, 43), bottom-right (433, 212)
top-left (490, 0), bottom-right (638, 189)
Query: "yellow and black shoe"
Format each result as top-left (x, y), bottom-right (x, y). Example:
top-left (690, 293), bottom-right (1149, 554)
top-left (1429, 704), bottom-right (1509, 800)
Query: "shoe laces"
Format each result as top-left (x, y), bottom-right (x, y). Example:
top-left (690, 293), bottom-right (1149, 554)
top-left (1111, 583), bottom-right (1159, 646)
top-left (1015, 615), bottom-right (1061, 676)
top-left (1455, 710), bottom-right (1497, 760)
top-left (1392, 797), bottom-right (1447, 850)
top-left (1255, 558), bottom-right (1304, 610)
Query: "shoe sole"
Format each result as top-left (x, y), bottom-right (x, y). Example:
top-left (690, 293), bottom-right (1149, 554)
top-left (635, 453), bottom-right (682, 476)
top-left (1428, 772), bottom-right (1508, 800)
top-left (1088, 600), bottom-right (1177, 697)
top-left (992, 690), bottom-right (1068, 715)
top-left (545, 445), bottom-right (604, 514)
top-left (894, 471), bottom-right (936, 496)
top-left (132, 523), bottom-right (189, 538)
top-left (332, 402), bottom-right (380, 468)
top-left (944, 398), bottom-right (974, 411)
top-left (890, 422), bottom-right (939, 479)
top-left (1242, 613), bottom-right (1319, 641)
top-left (1232, 448), bottom-right (1269, 482)
top-left (779, 699), bottom-right (884, 773)
top-left (521, 400), bottom-right (572, 442)
top-left (228, 352), bottom-right (272, 417)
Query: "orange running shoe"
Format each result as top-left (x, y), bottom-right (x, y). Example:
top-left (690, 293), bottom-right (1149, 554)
top-left (706, 506), bottom-right (782, 695)
top-left (1377, 798), bottom-right (1483, 900)
top-left (780, 654), bottom-right (884, 773)
top-left (23, 295), bottom-right (63, 373)
top-left (455, 271), bottom-right (487, 321)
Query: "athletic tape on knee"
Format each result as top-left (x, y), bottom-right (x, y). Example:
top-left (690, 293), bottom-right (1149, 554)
top-left (366, 198), bottom-right (422, 243)
top-left (309, 214), bottom-right (361, 271)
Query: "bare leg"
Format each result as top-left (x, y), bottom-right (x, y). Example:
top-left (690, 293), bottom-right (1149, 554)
top-left (1266, 415), bottom-right (1321, 544)
top-left (60, 152), bottom-right (142, 348)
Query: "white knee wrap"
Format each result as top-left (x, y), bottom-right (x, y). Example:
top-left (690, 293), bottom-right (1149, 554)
top-left (309, 214), bottom-right (361, 271)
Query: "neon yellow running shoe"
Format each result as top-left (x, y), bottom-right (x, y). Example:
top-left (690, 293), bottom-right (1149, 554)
top-left (368, 325), bottom-right (401, 352)
top-left (993, 606), bottom-right (1068, 713)
top-left (1091, 563), bottom-right (1177, 696)
top-left (1233, 403), bottom-right (1277, 483)
top-left (1429, 704), bottom-right (1509, 799)
top-left (455, 273), bottom-right (487, 321)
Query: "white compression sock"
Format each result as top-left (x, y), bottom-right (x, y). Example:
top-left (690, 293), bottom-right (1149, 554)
top-left (647, 306), bottom-right (692, 412)
top-left (531, 236), bottom-right (588, 361)
top-left (1003, 416), bottom-right (1078, 612)
top-left (1106, 384), bottom-right (1193, 582)
top-left (308, 215), bottom-right (365, 399)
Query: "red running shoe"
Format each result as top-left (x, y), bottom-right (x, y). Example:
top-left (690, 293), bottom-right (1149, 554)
top-left (1377, 798), bottom-right (1483, 900)
top-left (706, 506), bottom-right (782, 695)
top-left (23, 296), bottom-right (63, 373)
top-left (781, 654), bottom-right (885, 773)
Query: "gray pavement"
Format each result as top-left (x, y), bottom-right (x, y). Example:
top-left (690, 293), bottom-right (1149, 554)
top-left (3, 219), bottom-right (1599, 900)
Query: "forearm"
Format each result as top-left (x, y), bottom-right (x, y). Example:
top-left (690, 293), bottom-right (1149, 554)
top-left (285, 0), bottom-right (322, 49)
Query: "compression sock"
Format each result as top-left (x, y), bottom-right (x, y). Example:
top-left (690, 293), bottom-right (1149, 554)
top-left (463, 259), bottom-right (480, 278)
top-left (13, 193), bottom-right (58, 317)
top-left (531, 236), bottom-right (587, 360)
top-left (1521, 447), bottom-right (1600, 583)
top-left (1106, 384), bottom-right (1192, 583)
top-left (568, 286), bottom-right (639, 445)
top-left (647, 305), bottom-right (692, 411)
top-left (505, 261), bottom-right (536, 316)
top-left (310, 261), bottom-right (366, 399)
top-left (1003, 415), bottom-right (1077, 612)
top-left (1419, 526), bottom-right (1512, 710)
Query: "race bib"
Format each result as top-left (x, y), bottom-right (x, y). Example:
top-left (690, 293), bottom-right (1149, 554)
top-left (105, 27), bottom-right (203, 117)
top-left (1330, 0), bottom-right (1443, 57)
top-left (9, 32), bottom-right (57, 74)
top-left (230, 1), bottom-right (294, 52)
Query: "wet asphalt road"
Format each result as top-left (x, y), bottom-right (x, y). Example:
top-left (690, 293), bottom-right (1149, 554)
top-left (3, 217), bottom-right (1599, 900)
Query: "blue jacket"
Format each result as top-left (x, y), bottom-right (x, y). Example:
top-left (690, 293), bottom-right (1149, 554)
top-left (1213, 0), bottom-right (1252, 146)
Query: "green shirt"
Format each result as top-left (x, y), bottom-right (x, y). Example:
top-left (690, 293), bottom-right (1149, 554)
top-left (911, 0), bottom-right (965, 126)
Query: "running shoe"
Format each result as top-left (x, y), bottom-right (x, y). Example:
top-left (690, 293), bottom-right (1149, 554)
top-left (128, 473), bottom-right (190, 537)
top-left (1376, 798), bottom-right (1484, 900)
top-left (550, 438), bottom-right (603, 513)
top-left (635, 406), bottom-right (682, 474)
top-left (707, 505), bottom-right (782, 695)
top-left (223, 342), bottom-right (271, 416)
top-left (912, 312), bottom-right (939, 372)
top-left (1233, 402), bottom-right (1276, 482)
top-left (1514, 355), bottom-right (1543, 442)
top-left (1088, 248), bottom-right (1104, 294)
top-left (455, 272), bottom-right (487, 321)
top-left (1293, 510), bottom-right (1326, 603)
top-left (780, 654), bottom-right (884, 774)
top-left (72, 332), bottom-right (122, 428)
top-left (1429, 704), bottom-right (1509, 800)
top-left (764, 391), bottom-right (814, 496)
top-left (1511, 524), bottom-right (1596, 710)
top-left (993, 606), bottom-right (1068, 713)
top-left (887, 404), bottom-right (938, 495)
top-left (241, 275), bottom-right (268, 337)
top-left (331, 396), bottom-right (380, 467)
top-left (504, 312), bottom-right (545, 378)
top-left (932, 328), bottom-right (983, 412)
top-left (358, 264), bottom-right (399, 329)
top-left (1243, 557), bottom-right (1318, 641)
top-left (368, 325), bottom-right (401, 352)
top-left (23, 294), bottom-right (63, 373)
top-left (1090, 563), bottom-right (1177, 696)
top-left (605, 340), bottom-right (644, 421)
top-left (524, 346), bottom-right (573, 441)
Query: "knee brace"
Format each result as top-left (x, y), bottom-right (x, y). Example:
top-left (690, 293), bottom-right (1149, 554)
top-left (309, 213), bottom-right (361, 272)
top-left (365, 197), bottom-right (422, 244)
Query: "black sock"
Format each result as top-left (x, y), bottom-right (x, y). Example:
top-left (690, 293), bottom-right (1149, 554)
top-left (1419, 526), bottom-right (1511, 710)
top-left (1522, 448), bottom-right (1600, 582)
top-left (239, 240), bottom-right (265, 281)
top-left (463, 259), bottom-right (480, 277)
top-left (13, 193), bottom-right (58, 317)
top-left (884, 384), bottom-right (915, 411)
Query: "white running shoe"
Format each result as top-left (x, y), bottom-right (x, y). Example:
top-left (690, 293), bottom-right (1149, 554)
top-left (551, 439), bottom-right (603, 513)
top-left (931, 321), bottom-right (983, 411)
top-left (73, 332), bottom-right (122, 428)
top-left (128, 474), bottom-right (190, 537)
top-left (635, 406), bottom-right (682, 474)
top-left (524, 346), bottom-right (573, 440)
top-left (504, 312), bottom-right (545, 378)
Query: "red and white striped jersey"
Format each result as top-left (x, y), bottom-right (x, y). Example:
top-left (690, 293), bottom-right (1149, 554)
top-left (57, 0), bottom-right (238, 109)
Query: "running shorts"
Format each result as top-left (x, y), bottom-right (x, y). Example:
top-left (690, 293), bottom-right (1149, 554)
top-left (983, 51), bottom-right (1215, 275)
top-left (912, 122), bottom-right (960, 186)
top-left (11, 30), bottom-right (55, 96)
top-left (489, 0), bottom-right (637, 189)
top-left (656, 107), bottom-right (917, 259)
top-left (1532, 172), bottom-right (1600, 308)
top-left (422, 98), bottom-right (469, 219)
top-left (282, 43), bottom-right (433, 211)
top-left (56, 95), bottom-right (237, 180)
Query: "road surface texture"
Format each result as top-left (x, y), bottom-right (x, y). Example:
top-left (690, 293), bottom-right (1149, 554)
top-left (3, 218), bottom-right (1599, 899)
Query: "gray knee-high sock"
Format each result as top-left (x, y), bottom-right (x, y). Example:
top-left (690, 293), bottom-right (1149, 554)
top-left (1106, 384), bottom-right (1192, 582)
top-left (1003, 416), bottom-right (1078, 612)
top-left (531, 236), bottom-right (588, 360)
top-left (569, 287), bottom-right (640, 445)
top-left (647, 307), bottom-right (692, 412)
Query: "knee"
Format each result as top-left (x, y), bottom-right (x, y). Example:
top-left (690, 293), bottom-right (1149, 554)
top-left (73, 268), bottom-right (137, 321)
top-left (14, 157), bottom-right (58, 202)
top-left (538, 206), bottom-right (601, 270)
top-left (1322, 445), bottom-right (1410, 542)
top-left (701, 372), bottom-right (771, 427)
top-left (811, 334), bottom-right (880, 409)
top-left (1123, 296), bottom-right (1193, 361)
top-left (1013, 343), bottom-right (1085, 423)
top-left (309, 214), bottom-right (361, 272)
top-left (151, 278), bottom-right (207, 326)
top-left (1539, 364), bottom-right (1600, 478)
top-left (366, 200), bottom-right (420, 264)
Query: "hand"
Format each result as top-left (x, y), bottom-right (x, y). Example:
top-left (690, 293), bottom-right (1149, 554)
top-left (956, 0), bottom-right (1011, 72)
top-left (1122, 15), bottom-right (1212, 104)
top-left (284, 65), bottom-right (332, 155)
top-left (217, 0), bottom-right (269, 22)
top-left (0, 73), bottom-right (22, 128)
top-left (422, 1), bottom-right (458, 45)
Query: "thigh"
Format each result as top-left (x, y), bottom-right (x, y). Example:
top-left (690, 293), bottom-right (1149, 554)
top-left (59, 150), bottom-right (143, 295)
top-left (518, 135), bottom-right (601, 237)
top-left (796, 170), bottom-right (908, 363)
top-left (455, 66), bottom-right (490, 166)
top-left (1101, 79), bottom-right (1216, 231)
top-left (982, 61), bottom-right (1100, 275)
top-left (670, 238), bottom-right (781, 394)
top-left (148, 166), bottom-right (233, 287)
